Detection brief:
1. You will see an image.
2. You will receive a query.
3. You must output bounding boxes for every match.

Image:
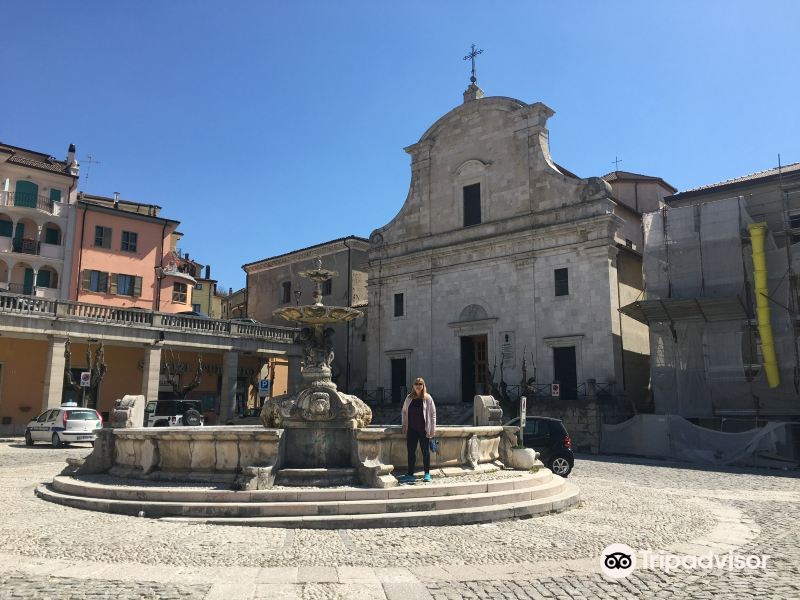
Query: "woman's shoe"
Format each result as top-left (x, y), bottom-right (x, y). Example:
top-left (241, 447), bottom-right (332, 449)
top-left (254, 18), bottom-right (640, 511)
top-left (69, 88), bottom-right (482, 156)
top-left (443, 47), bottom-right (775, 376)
top-left (399, 474), bottom-right (415, 484)
top-left (423, 472), bottom-right (432, 482)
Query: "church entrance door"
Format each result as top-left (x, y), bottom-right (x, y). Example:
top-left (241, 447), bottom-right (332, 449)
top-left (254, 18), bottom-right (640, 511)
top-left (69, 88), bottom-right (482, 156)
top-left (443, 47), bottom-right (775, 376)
top-left (390, 358), bottom-right (406, 403)
top-left (553, 346), bottom-right (578, 400)
top-left (460, 335), bottom-right (488, 402)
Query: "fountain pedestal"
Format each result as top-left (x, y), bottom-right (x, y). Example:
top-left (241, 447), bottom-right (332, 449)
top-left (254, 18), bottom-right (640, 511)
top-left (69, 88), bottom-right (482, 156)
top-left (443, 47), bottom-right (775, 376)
top-left (262, 259), bottom-right (372, 484)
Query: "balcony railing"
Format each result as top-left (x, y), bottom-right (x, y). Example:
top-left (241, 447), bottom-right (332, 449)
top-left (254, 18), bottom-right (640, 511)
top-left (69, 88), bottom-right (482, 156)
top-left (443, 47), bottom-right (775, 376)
top-left (0, 191), bottom-right (58, 214)
top-left (0, 290), bottom-right (298, 344)
top-left (11, 238), bottom-right (37, 255)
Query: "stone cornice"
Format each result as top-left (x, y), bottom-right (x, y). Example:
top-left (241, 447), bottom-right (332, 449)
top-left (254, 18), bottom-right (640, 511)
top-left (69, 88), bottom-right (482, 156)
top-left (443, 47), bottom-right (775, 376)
top-left (244, 238), bottom-right (370, 274)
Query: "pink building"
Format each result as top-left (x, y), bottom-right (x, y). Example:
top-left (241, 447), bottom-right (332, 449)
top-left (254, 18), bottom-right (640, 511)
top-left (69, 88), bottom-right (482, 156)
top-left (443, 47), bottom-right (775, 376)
top-left (70, 194), bottom-right (194, 312)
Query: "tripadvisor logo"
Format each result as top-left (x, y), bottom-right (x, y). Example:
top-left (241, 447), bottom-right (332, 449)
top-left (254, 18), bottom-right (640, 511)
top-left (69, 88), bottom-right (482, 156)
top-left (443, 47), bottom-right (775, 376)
top-left (600, 544), bottom-right (636, 579)
top-left (600, 544), bottom-right (771, 579)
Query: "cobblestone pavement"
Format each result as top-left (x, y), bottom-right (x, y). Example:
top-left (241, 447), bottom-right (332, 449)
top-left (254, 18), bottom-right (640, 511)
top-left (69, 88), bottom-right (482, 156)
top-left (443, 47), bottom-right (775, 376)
top-left (0, 442), bottom-right (797, 599)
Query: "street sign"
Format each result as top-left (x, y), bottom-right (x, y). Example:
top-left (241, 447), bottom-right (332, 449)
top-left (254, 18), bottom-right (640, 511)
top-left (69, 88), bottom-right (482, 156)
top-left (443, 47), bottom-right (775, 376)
top-left (520, 396), bottom-right (527, 428)
top-left (80, 372), bottom-right (91, 387)
top-left (258, 379), bottom-right (271, 397)
top-left (551, 383), bottom-right (560, 397)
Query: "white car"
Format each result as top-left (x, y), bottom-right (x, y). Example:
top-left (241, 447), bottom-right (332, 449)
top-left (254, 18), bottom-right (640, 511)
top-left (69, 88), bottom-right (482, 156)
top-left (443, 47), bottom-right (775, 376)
top-left (25, 403), bottom-right (103, 447)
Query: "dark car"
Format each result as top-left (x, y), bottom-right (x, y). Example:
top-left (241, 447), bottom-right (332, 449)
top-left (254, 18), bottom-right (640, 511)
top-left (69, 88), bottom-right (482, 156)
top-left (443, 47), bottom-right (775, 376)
top-left (177, 310), bottom-right (209, 318)
top-left (507, 416), bottom-right (574, 477)
top-left (144, 398), bottom-right (204, 427)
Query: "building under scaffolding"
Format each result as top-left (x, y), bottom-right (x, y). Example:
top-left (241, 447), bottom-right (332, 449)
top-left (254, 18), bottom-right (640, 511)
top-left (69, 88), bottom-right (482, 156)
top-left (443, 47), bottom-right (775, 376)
top-left (621, 162), bottom-right (800, 425)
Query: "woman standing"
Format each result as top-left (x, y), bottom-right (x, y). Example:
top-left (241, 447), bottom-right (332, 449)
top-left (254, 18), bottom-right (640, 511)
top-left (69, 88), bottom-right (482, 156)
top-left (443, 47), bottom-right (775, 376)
top-left (400, 377), bottom-right (437, 483)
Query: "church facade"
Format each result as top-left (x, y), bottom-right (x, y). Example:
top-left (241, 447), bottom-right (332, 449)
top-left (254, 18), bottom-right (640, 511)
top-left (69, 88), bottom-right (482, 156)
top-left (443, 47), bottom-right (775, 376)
top-left (365, 83), bottom-right (660, 415)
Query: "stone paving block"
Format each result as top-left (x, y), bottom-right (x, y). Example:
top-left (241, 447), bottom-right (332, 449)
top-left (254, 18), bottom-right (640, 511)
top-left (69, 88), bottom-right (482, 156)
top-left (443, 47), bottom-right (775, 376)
top-left (256, 566), bottom-right (298, 583)
top-left (374, 567), bottom-right (418, 582)
top-left (337, 566), bottom-right (380, 583)
top-left (383, 581), bottom-right (434, 599)
top-left (297, 565), bottom-right (339, 583)
top-left (252, 582), bottom-right (300, 599)
top-left (205, 582), bottom-right (257, 599)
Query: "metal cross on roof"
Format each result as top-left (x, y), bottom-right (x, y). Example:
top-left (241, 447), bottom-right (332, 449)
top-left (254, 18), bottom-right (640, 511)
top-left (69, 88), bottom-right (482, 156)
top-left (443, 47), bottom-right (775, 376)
top-left (612, 156), bottom-right (623, 171)
top-left (463, 43), bottom-right (484, 84)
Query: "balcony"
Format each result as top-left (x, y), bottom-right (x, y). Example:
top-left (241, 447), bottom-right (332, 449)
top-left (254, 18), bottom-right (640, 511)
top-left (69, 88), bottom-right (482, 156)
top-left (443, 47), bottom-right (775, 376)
top-left (0, 237), bottom-right (64, 260)
top-left (0, 191), bottom-right (64, 216)
top-left (0, 291), bottom-right (300, 351)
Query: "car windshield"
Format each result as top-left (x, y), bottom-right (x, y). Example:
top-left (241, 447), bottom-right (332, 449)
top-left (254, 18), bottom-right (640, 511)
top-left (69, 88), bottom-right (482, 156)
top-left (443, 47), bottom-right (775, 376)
top-left (67, 410), bottom-right (98, 420)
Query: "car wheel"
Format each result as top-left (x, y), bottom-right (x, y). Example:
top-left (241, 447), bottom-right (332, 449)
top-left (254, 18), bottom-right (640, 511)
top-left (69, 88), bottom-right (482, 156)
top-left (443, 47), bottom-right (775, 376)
top-left (25, 431), bottom-right (34, 446)
top-left (549, 455), bottom-right (572, 477)
top-left (51, 433), bottom-right (63, 449)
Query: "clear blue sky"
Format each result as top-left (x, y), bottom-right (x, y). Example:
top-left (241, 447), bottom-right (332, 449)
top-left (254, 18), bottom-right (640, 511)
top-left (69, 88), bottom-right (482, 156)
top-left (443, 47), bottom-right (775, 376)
top-left (2, 1), bottom-right (798, 291)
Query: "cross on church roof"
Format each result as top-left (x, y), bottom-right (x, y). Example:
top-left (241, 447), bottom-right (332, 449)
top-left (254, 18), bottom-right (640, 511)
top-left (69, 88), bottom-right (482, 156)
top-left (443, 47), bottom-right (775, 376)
top-left (612, 156), bottom-right (623, 171)
top-left (463, 43), bottom-right (484, 84)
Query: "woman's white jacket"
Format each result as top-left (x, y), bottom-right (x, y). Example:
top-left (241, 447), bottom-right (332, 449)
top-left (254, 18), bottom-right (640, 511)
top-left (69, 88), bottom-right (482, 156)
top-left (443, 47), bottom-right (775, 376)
top-left (401, 393), bottom-right (437, 439)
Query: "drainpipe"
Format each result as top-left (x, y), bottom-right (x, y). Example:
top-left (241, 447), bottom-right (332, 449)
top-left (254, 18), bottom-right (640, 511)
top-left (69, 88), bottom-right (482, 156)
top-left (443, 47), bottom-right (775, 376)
top-left (156, 220), bottom-right (168, 311)
top-left (748, 222), bottom-right (780, 388)
top-left (75, 200), bottom-right (88, 299)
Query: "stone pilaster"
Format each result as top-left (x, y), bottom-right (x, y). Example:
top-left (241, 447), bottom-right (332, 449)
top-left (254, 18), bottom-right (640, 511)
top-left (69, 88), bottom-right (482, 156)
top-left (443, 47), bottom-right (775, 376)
top-left (219, 351), bottom-right (239, 423)
top-left (140, 345), bottom-right (162, 426)
top-left (41, 336), bottom-right (67, 411)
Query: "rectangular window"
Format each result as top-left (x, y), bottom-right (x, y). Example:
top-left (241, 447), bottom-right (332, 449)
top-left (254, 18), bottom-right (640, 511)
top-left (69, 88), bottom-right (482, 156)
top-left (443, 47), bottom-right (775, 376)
top-left (0, 221), bottom-right (12, 237)
top-left (173, 282), bottom-right (187, 303)
top-left (94, 226), bottom-right (111, 249)
top-left (192, 303), bottom-right (202, 312)
top-left (49, 189), bottom-right (61, 203)
top-left (82, 270), bottom-right (109, 293)
top-left (463, 183), bottom-right (481, 227)
top-left (789, 212), bottom-right (800, 229)
top-left (554, 268), bottom-right (569, 297)
top-left (44, 227), bottom-right (60, 245)
top-left (394, 293), bottom-right (404, 317)
top-left (281, 281), bottom-right (292, 304)
top-left (121, 231), bottom-right (138, 253)
top-left (110, 273), bottom-right (142, 297)
top-left (322, 279), bottom-right (332, 296)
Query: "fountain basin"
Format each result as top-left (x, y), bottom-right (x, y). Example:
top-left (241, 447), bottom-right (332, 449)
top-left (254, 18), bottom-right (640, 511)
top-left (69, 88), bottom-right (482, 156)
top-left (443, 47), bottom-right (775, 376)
top-left (67, 425), bottom-right (518, 489)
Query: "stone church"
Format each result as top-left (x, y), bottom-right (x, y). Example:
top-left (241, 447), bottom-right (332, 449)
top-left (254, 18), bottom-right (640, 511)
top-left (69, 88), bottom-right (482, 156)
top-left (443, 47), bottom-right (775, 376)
top-left (365, 80), bottom-right (671, 417)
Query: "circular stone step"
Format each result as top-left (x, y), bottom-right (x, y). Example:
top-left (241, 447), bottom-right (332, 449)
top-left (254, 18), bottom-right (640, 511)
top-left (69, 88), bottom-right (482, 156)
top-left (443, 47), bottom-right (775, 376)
top-left (35, 469), bottom-right (579, 528)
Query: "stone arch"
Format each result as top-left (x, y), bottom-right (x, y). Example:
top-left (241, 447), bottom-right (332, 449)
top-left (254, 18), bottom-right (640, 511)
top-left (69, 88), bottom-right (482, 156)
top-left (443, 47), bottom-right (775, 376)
top-left (459, 304), bottom-right (489, 322)
top-left (41, 221), bottom-right (63, 245)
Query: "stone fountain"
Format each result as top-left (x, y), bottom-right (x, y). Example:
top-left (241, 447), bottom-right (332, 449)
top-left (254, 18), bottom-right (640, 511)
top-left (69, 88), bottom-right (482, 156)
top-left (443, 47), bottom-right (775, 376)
top-left (261, 258), bottom-right (371, 480)
top-left (37, 258), bottom-right (580, 526)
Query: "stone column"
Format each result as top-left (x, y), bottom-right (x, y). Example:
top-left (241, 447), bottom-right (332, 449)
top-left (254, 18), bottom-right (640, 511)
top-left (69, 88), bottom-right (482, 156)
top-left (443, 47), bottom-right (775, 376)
top-left (41, 336), bottom-right (67, 411)
top-left (140, 345), bottom-right (162, 426)
top-left (219, 351), bottom-right (239, 424)
top-left (287, 354), bottom-right (302, 395)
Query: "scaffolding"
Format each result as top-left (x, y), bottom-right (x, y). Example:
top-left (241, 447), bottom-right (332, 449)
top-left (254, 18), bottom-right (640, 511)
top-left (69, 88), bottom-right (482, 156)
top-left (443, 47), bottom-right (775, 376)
top-left (625, 195), bottom-right (800, 418)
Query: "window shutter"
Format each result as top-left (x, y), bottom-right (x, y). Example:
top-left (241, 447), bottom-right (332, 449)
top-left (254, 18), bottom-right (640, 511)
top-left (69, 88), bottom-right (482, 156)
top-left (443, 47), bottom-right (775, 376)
top-left (81, 270), bottom-right (91, 291)
top-left (109, 273), bottom-right (117, 295)
top-left (104, 227), bottom-right (112, 249)
top-left (133, 276), bottom-right (142, 297)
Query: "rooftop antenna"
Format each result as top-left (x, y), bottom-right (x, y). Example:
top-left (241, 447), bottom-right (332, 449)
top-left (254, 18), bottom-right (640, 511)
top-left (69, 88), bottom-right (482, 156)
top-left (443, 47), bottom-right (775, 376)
top-left (612, 156), bottom-right (623, 171)
top-left (82, 154), bottom-right (101, 188)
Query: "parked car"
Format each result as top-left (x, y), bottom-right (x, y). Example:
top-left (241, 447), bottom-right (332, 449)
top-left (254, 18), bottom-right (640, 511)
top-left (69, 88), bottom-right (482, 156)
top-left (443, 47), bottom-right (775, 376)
top-left (25, 403), bottom-right (103, 447)
top-left (506, 416), bottom-right (574, 477)
top-left (230, 317), bottom-right (260, 325)
top-left (144, 399), bottom-right (204, 427)
top-left (177, 310), bottom-right (209, 318)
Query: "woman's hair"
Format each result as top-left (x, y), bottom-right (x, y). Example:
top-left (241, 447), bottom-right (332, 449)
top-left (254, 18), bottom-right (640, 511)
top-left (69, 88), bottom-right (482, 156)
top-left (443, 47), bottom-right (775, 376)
top-left (412, 377), bottom-right (427, 399)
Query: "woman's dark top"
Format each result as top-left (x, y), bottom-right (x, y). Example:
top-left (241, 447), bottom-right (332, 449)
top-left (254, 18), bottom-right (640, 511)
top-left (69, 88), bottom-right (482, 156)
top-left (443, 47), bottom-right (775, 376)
top-left (407, 397), bottom-right (426, 434)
